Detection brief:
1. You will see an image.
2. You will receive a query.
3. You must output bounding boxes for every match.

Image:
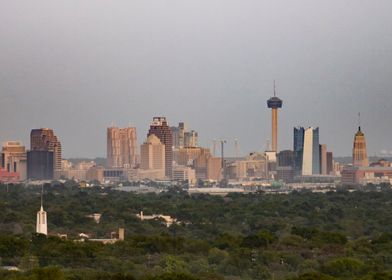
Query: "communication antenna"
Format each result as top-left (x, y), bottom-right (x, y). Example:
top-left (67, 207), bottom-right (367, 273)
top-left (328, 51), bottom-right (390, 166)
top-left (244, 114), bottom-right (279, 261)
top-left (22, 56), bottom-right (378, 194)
top-left (358, 112), bottom-right (361, 131)
top-left (273, 80), bottom-right (276, 97)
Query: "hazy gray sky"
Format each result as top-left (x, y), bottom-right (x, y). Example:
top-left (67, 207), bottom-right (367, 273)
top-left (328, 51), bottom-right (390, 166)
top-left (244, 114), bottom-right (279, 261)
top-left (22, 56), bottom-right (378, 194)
top-left (1, 0), bottom-right (391, 158)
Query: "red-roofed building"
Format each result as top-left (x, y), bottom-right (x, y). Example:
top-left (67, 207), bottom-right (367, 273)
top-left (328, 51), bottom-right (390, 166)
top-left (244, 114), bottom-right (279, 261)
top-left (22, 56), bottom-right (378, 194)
top-left (0, 168), bottom-right (20, 183)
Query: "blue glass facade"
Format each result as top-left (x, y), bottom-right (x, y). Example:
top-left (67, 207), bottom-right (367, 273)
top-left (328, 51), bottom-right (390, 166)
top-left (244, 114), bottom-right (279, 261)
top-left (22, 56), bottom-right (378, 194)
top-left (293, 127), bottom-right (304, 175)
top-left (312, 127), bottom-right (320, 174)
top-left (293, 127), bottom-right (320, 175)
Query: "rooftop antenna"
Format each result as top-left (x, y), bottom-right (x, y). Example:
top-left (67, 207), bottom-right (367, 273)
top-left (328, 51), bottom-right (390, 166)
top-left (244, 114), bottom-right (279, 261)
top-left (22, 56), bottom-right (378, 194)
top-left (358, 112), bottom-right (361, 131)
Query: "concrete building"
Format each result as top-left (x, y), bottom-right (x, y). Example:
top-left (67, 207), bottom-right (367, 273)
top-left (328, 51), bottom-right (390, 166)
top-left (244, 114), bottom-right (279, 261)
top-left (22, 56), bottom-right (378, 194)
top-left (267, 83), bottom-right (283, 152)
top-left (171, 122), bottom-right (186, 148)
top-left (172, 165), bottom-right (196, 185)
top-left (352, 126), bottom-right (369, 167)
top-left (207, 157), bottom-right (222, 181)
top-left (86, 166), bottom-right (105, 183)
top-left (30, 128), bottom-right (62, 173)
top-left (1, 141), bottom-right (27, 181)
top-left (107, 126), bottom-right (138, 168)
top-left (184, 130), bottom-right (198, 147)
top-left (174, 147), bottom-right (211, 166)
top-left (140, 134), bottom-right (165, 180)
top-left (319, 144), bottom-right (328, 175)
top-left (227, 152), bottom-right (268, 181)
top-left (27, 150), bottom-right (54, 180)
top-left (148, 117), bottom-right (173, 177)
top-left (327, 152), bottom-right (334, 175)
top-left (277, 150), bottom-right (295, 183)
top-left (57, 161), bottom-right (97, 181)
top-left (294, 127), bottom-right (320, 176)
top-left (342, 166), bottom-right (392, 185)
top-left (0, 168), bottom-right (20, 183)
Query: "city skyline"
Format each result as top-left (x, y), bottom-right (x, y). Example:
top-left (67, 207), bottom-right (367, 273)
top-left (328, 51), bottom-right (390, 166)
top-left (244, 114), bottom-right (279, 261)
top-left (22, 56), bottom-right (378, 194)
top-left (1, 1), bottom-right (392, 158)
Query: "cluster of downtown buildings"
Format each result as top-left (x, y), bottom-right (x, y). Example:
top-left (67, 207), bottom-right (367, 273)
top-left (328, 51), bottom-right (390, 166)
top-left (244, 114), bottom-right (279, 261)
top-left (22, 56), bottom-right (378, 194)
top-left (1, 92), bottom-right (392, 187)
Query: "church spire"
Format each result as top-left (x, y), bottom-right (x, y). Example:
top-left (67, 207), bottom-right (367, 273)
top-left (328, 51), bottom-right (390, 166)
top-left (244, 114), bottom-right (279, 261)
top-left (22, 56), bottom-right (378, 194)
top-left (36, 185), bottom-right (47, 235)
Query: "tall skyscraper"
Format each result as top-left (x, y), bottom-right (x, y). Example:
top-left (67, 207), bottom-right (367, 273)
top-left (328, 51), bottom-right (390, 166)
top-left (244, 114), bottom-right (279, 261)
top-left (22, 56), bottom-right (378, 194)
top-left (1, 141), bottom-right (27, 181)
top-left (327, 152), bottom-right (334, 175)
top-left (293, 127), bottom-right (305, 175)
top-left (294, 127), bottom-right (320, 175)
top-left (171, 122), bottom-right (186, 148)
top-left (267, 82), bottom-right (283, 152)
top-left (140, 135), bottom-right (165, 171)
top-left (352, 126), bottom-right (369, 167)
top-left (27, 151), bottom-right (54, 179)
top-left (319, 144), bottom-right (328, 175)
top-left (107, 126), bottom-right (138, 168)
top-left (184, 130), bottom-right (198, 147)
top-left (28, 128), bottom-right (61, 179)
top-left (148, 117), bottom-right (173, 177)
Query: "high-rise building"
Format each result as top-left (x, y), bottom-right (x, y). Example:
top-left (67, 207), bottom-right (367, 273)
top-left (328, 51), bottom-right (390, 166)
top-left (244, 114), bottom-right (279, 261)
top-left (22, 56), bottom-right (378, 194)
top-left (327, 152), bottom-right (334, 175)
top-left (27, 151), bottom-right (54, 180)
top-left (293, 127), bottom-right (305, 175)
top-left (267, 82), bottom-right (283, 152)
top-left (141, 135), bottom-right (165, 171)
top-left (30, 128), bottom-right (62, 175)
top-left (184, 130), bottom-right (198, 147)
top-left (319, 144), bottom-right (328, 175)
top-left (1, 141), bottom-right (27, 181)
top-left (148, 117), bottom-right (173, 177)
top-left (140, 135), bottom-right (166, 180)
top-left (294, 127), bottom-right (320, 176)
top-left (107, 126), bottom-right (138, 168)
top-left (171, 122), bottom-right (186, 148)
top-left (277, 150), bottom-right (295, 183)
top-left (352, 126), bottom-right (369, 167)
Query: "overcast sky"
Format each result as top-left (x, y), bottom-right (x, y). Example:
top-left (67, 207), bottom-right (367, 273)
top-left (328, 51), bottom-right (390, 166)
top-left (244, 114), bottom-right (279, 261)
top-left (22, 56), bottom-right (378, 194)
top-left (0, 0), bottom-right (391, 158)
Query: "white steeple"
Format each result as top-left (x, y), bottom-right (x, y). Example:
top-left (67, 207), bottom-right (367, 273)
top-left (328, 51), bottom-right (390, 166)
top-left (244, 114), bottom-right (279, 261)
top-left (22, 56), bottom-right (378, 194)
top-left (36, 186), bottom-right (47, 235)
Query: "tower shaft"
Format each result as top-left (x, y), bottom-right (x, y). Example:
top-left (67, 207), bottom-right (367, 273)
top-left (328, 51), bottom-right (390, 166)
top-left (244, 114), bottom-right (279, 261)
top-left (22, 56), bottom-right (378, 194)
top-left (271, 108), bottom-right (278, 152)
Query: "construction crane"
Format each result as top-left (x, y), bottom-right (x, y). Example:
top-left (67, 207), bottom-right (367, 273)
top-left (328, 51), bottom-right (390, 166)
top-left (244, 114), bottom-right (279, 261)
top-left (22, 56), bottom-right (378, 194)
top-left (234, 139), bottom-right (240, 158)
top-left (212, 139), bottom-right (218, 157)
top-left (217, 140), bottom-right (227, 182)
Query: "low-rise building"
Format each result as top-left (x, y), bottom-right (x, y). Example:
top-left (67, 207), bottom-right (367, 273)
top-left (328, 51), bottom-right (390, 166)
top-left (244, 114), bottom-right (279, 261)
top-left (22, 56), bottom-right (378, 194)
top-left (341, 165), bottom-right (392, 185)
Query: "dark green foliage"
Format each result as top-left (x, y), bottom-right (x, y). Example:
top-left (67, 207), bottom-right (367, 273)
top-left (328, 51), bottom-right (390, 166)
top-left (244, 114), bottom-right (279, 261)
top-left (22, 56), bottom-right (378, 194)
top-left (0, 184), bottom-right (392, 279)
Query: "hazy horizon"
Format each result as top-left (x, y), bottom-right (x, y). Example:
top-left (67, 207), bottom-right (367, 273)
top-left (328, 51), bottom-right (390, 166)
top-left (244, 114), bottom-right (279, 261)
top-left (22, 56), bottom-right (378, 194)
top-left (1, 1), bottom-right (392, 158)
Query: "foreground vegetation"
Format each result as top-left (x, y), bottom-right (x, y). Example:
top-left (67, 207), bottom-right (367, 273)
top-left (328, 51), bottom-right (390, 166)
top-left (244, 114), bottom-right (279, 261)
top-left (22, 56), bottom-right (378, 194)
top-left (0, 183), bottom-right (392, 279)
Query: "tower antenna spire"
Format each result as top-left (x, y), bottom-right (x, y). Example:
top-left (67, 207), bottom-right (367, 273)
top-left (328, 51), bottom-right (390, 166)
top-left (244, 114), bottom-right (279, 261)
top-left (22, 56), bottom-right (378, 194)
top-left (273, 80), bottom-right (276, 97)
top-left (358, 112), bottom-right (361, 131)
top-left (41, 185), bottom-right (43, 209)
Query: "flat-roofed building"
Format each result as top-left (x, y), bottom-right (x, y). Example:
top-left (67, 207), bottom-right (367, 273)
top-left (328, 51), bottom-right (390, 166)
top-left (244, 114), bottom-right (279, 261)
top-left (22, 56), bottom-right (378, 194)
top-left (148, 117), bottom-right (173, 177)
top-left (140, 134), bottom-right (165, 180)
top-left (172, 165), bottom-right (196, 185)
top-left (107, 126), bottom-right (138, 168)
top-left (1, 141), bottom-right (27, 181)
top-left (30, 128), bottom-right (62, 173)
